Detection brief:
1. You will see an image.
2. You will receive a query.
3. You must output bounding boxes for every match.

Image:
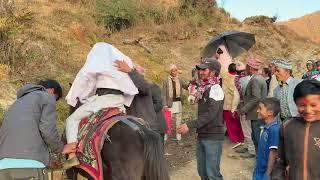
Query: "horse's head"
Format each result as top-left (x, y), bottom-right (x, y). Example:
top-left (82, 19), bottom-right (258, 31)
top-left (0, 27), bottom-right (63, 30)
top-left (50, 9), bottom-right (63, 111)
top-left (187, 84), bottom-right (197, 105)
top-left (188, 68), bottom-right (199, 105)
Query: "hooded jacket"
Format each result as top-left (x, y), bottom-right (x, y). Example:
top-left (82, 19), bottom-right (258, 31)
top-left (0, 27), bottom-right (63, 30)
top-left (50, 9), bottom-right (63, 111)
top-left (0, 84), bottom-right (63, 166)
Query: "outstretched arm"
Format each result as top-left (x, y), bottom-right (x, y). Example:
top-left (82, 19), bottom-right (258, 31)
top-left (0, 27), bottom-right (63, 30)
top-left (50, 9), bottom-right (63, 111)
top-left (115, 60), bottom-right (151, 96)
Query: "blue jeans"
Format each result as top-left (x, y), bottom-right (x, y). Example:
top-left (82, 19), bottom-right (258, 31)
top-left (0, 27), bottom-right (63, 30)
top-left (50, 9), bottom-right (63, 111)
top-left (196, 139), bottom-right (224, 180)
top-left (251, 120), bottom-right (265, 154)
top-left (253, 168), bottom-right (268, 180)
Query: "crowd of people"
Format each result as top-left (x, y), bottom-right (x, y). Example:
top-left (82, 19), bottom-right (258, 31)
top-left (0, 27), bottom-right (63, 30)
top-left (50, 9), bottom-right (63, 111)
top-left (0, 42), bottom-right (320, 180)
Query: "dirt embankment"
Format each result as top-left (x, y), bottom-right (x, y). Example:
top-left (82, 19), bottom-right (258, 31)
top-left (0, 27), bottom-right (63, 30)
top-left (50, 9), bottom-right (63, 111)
top-left (278, 11), bottom-right (320, 44)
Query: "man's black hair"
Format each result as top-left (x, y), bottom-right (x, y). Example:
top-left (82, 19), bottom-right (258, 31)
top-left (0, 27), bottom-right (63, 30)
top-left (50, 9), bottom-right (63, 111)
top-left (260, 97), bottom-right (280, 117)
top-left (262, 67), bottom-right (271, 78)
top-left (38, 79), bottom-right (63, 101)
top-left (293, 79), bottom-right (320, 101)
top-left (228, 63), bottom-right (237, 73)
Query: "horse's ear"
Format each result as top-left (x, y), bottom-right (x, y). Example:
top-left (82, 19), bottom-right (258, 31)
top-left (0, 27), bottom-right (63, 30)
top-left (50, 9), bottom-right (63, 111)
top-left (69, 82), bottom-right (72, 87)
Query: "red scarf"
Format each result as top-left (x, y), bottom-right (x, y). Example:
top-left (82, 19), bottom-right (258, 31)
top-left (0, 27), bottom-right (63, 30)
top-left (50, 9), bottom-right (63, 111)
top-left (195, 76), bottom-right (219, 102)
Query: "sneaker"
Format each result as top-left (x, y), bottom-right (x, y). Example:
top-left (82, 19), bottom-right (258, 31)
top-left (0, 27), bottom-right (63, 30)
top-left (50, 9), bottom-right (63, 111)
top-left (235, 147), bottom-right (248, 153)
top-left (239, 152), bottom-right (255, 159)
top-left (63, 156), bottom-right (80, 169)
top-left (227, 153), bottom-right (240, 159)
top-left (177, 141), bottom-right (184, 146)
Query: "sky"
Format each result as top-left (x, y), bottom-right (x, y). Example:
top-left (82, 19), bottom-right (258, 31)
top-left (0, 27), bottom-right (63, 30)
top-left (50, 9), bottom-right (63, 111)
top-left (216, 0), bottom-right (320, 21)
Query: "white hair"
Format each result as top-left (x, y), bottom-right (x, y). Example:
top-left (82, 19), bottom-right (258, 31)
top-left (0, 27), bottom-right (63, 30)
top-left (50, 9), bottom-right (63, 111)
top-left (170, 64), bottom-right (177, 70)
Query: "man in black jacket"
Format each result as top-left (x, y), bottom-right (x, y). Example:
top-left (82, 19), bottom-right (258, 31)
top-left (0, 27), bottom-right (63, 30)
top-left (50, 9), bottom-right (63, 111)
top-left (177, 58), bottom-right (225, 180)
top-left (114, 60), bottom-right (163, 134)
top-left (151, 83), bottom-right (168, 143)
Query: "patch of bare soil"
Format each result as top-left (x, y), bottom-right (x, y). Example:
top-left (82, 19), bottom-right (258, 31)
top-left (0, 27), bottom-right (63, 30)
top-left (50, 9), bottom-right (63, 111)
top-left (165, 131), bottom-right (197, 171)
top-left (166, 131), bottom-right (255, 180)
top-left (278, 11), bottom-right (320, 44)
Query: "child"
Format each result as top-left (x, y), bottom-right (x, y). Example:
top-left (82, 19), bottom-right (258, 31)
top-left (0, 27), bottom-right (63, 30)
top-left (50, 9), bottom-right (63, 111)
top-left (272, 79), bottom-right (320, 180)
top-left (254, 97), bottom-right (281, 180)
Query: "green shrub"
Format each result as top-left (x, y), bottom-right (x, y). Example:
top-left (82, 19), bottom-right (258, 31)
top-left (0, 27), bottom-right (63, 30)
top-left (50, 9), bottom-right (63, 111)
top-left (96, 0), bottom-right (177, 32)
top-left (96, 0), bottom-right (139, 32)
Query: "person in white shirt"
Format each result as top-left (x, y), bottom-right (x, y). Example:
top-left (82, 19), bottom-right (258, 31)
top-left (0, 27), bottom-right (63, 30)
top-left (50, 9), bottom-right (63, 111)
top-left (63, 42), bottom-right (138, 168)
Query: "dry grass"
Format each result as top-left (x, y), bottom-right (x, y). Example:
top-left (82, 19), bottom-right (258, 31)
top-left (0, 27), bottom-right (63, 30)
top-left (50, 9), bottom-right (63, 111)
top-left (0, 0), bottom-right (320, 130)
top-left (278, 11), bottom-right (320, 44)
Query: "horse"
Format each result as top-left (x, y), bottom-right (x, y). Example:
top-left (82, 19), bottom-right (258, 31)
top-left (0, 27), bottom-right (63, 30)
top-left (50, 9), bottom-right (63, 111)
top-left (66, 103), bottom-right (170, 180)
top-left (187, 68), bottom-right (199, 105)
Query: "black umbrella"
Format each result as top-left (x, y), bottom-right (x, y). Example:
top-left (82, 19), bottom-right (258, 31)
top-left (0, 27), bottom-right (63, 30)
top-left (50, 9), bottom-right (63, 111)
top-left (201, 31), bottom-right (255, 59)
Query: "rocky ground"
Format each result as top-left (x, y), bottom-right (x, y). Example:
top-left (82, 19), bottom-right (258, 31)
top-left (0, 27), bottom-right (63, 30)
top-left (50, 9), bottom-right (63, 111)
top-left (166, 132), bottom-right (255, 180)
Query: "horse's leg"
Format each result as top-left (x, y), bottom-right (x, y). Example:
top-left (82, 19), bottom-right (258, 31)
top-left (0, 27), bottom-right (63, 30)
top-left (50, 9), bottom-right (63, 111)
top-left (101, 122), bottom-right (144, 180)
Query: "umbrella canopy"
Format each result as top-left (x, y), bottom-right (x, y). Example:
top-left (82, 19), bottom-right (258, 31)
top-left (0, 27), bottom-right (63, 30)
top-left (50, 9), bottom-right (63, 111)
top-left (201, 31), bottom-right (255, 59)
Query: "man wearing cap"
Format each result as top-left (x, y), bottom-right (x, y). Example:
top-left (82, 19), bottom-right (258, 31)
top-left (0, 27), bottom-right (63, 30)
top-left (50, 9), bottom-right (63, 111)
top-left (177, 58), bottom-right (224, 180)
top-left (273, 59), bottom-right (301, 121)
top-left (240, 58), bottom-right (267, 155)
top-left (162, 64), bottom-right (189, 145)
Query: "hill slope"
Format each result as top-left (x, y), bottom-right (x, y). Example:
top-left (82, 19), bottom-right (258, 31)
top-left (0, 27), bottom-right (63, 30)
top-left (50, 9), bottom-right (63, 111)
top-left (278, 11), bottom-right (320, 44)
top-left (1, 0), bottom-right (320, 125)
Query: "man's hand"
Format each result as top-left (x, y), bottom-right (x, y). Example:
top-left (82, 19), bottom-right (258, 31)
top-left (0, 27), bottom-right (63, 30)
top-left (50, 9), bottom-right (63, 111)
top-left (62, 142), bottom-right (77, 154)
top-left (266, 173), bottom-right (271, 180)
top-left (177, 123), bottom-right (189, 135)
top-left (239, 108), bottom-right (246, 116)
top-left (114, 60), bottom-right (132, 73)
top-left (231, 111), bottom-right (236, 118)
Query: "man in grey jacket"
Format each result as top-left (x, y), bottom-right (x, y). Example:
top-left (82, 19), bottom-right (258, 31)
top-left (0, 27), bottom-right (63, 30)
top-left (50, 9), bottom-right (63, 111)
top-left (162, 64), bottom-right (189, 144)
top-left (273, 59), bottom-right (301, 121)
top-left (240, 59), bottom-right (268, 155)
top-left (0, 80), bottom-right (72, 180)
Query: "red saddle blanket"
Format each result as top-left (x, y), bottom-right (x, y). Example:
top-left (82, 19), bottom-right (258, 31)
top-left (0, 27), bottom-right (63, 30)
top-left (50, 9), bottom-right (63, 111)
top-left (76, 108), bottom-right (124, 180)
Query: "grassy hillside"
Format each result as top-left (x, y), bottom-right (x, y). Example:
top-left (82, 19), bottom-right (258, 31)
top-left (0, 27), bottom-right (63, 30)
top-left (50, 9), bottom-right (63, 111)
top-left (1, 0), bottom-right (319, 129)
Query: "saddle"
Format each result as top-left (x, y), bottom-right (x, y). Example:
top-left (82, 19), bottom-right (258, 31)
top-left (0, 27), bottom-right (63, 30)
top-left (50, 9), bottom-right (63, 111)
top-left (76, 107), bottom-right (145, 180)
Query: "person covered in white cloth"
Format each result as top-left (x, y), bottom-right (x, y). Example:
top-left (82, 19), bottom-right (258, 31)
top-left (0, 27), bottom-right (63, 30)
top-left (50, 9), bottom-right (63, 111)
top-left (162, 64), bottom-right (189, 145)
top-left (63, 42), bottom-right (138, 169)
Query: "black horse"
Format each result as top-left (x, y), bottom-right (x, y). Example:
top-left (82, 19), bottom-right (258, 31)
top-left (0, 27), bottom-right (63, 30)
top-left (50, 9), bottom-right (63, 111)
top-left (66, 107), bottom-right (170, 180)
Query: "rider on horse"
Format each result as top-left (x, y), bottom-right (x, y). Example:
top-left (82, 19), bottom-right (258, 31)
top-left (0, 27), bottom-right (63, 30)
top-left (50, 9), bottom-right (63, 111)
top-left (64, 42), bottom-right (138, 169)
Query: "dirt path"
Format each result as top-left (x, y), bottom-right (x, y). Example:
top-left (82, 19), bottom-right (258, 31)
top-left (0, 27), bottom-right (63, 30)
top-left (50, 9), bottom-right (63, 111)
top-left (169, 140), bottom-right (255, 180)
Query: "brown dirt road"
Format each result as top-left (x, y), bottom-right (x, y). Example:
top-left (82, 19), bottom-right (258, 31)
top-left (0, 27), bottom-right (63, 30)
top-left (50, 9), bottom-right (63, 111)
top-left (167, 133), bottom-right (255, 180)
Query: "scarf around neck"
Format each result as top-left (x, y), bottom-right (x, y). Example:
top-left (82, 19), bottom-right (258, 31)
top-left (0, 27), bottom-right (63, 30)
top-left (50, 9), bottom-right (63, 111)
top-left (195, 75), bottom-right (219, 102)
top-left (168, 75), bottom-right (181, 98)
